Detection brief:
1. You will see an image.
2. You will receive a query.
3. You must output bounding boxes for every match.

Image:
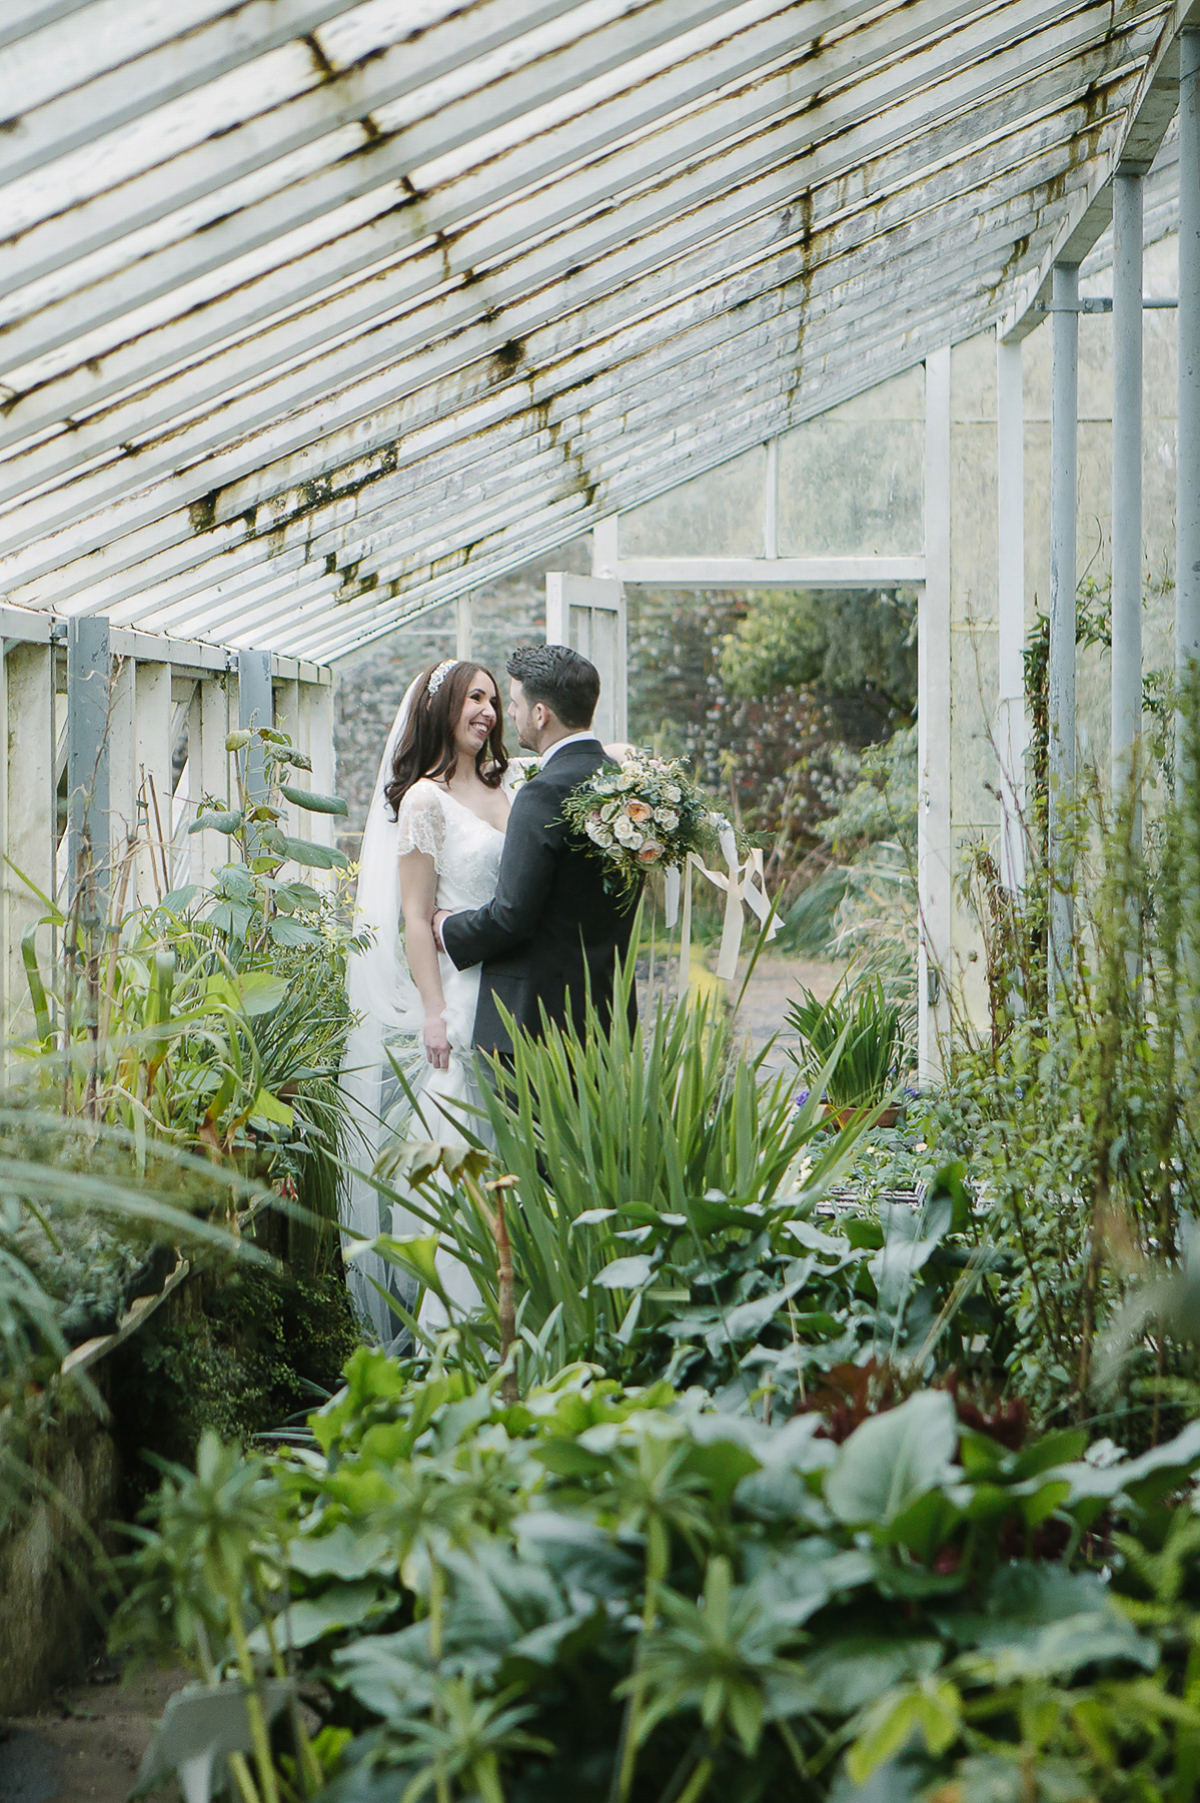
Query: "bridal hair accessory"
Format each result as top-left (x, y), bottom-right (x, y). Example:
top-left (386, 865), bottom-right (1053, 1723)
top-left (427, 660), bottom-right (455, 698)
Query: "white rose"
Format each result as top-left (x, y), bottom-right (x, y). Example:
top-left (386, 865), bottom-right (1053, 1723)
top-left (601, 801), bottom-right (620, 822)
top-left (613, 816), bottom-right (637, 844)
top-left (626, 828), bottom-right (645, 851)
top-left (655, 808), bottom-right (679, 830)
top-left (617, 774), bottom-right (637, 792)
top-left (664, 784), bottom-right (681, 803)
top-left (586, 819), bottom-right (608, 843)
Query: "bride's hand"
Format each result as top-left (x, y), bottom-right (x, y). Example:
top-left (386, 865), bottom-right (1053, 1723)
top-left (424, 1013), bottom-right (452, 1070)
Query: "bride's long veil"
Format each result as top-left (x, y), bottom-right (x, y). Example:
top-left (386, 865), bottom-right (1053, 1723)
top-left (340, 673), bottom-right (427, 1343)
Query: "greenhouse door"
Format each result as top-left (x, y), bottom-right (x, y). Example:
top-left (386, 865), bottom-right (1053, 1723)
top-left (545, 573), bottom-right (627, 744)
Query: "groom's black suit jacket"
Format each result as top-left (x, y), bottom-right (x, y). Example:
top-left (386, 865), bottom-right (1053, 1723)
top-left (441, 740), bottom-right (637, 1057)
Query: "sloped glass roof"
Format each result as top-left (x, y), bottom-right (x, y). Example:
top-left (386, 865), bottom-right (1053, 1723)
top-left (0, 0), bottom-right (1187, 661)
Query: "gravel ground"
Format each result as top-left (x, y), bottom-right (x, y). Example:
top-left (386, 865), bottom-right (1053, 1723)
top-left (729, 953), bottom-right (846, 1074)
top-left (0, 1662), bottom-right (183, 1803)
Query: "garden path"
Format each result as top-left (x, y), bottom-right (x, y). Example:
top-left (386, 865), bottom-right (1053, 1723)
top-left (729, 954), bottom-right (847, 1078)
top-left (0, 1663), bottom-right (182, 1803)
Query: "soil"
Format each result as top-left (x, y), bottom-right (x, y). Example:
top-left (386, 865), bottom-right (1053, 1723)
top-left (0, 1659), bottom-right (183, 1803)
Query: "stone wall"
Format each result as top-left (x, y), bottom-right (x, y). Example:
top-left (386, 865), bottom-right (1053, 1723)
top-left (0, 1390), bottom-right (119, 1713)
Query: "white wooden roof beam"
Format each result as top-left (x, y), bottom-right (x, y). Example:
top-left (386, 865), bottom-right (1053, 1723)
top-left (0, 0), bottom-right (96, 54)
top-left (0, 88), bottom-right (1124, 616)
top-left (0, 0), bottom-right (1184, 660)
top-left (1001, 0), bottom-right (1192, 337)
top-left (0, 0), bottom-right (854, 382)
top-left (202, 159), bottom-right (1109, 597)
top-left (113, 220), bottom-right (1070, 644)
top-left (0, 0), bottom-right (1089, 473)
top-left (0, 0), bottom-right (741, 295)
top-left (0, 0), bottom-right (377, 185)
top-left (0, 9), bottom-right (1156, 563)
top-left (0, 0), bottom-right (1158, 412)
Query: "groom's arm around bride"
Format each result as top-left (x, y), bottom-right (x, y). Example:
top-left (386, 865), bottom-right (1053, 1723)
top-left (437, 644), bottom-right (638, 1059)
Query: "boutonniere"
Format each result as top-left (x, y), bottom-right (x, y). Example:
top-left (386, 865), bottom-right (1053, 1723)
top-left (511, 759), bottom-right (541, 788)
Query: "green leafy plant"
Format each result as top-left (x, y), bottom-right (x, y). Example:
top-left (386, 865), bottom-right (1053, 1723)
top-left (356, 955), bottom-right (881, 1392)
top-left (116, 1353), bottom-right (1200, 1803)
top-left (786, 974), bottom-right (916, 1112)
top-left (0, 1104), bottom-right (260, 1556)
top-left (15, 725), bottom-right (357, 1269)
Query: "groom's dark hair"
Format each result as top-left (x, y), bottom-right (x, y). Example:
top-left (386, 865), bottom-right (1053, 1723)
top-left (507, 644), bottom-right (600, 730)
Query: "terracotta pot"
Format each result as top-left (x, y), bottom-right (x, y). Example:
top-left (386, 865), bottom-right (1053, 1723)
top-left (822, 1102), bottom-right (901, 1129)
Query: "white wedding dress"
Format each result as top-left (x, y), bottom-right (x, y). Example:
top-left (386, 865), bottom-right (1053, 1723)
top-left (339, 679), bottom-right (521, 1348)
top-left (388, 779), bottom-right (510, 1328)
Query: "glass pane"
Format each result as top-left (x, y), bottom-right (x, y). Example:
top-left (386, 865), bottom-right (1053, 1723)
top-left (620, 444), bottom-right (767, 556)
top-left (777, 367), bottom-right (925, 557)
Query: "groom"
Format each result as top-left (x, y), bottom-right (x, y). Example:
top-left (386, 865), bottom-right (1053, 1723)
top-left (435, 643), bottom-right (637, 1058)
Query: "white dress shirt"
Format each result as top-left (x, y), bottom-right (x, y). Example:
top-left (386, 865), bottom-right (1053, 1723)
top-left (537, 730), bottom-right (601, 766)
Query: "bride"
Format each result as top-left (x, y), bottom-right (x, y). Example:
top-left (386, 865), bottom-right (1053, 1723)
top-left (339, 657), bottom-right (522, 1345)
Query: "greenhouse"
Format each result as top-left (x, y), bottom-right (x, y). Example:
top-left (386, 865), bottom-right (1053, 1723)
top-left (5, 2), bottom-right (1200, 1799)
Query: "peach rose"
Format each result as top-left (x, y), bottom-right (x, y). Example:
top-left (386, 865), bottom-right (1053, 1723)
top-left (625, 799), bottom-right (653, 823)
top-left (638, 840), bottom-right (665, 864)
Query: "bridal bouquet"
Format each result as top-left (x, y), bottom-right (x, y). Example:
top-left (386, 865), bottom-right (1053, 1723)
top-left (562, 749), bottom-right (729, 899)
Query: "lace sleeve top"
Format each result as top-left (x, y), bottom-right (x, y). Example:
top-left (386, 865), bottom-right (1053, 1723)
top-left (396, 781), bottom-right (447, 870)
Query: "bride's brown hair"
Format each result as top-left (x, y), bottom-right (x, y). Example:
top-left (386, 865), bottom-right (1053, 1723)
top-left (384, 660), bottom-right (508, 819)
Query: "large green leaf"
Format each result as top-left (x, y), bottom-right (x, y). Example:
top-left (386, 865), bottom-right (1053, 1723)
top-left (946, 1566), bottom-right (1156, 1680)
top-left (280, 782), bottom-right (349, 816)
top-left (845, 1678), bottom-right (961, 1784)
top-left (239, 972), bottom-right (288, 1015)
top-left (267, 831), bottom-right (348, 869)
top-left (247, 1583), bottom-right (384, 1651)
top-left (592, 1254), bottom-right (655, 1291)
top-left (269, 915), bottom-right (320, 948)
top-left (331, 1628), bottom-right (438, 1717)
top-left (187, 808), bottom-right (243, 834)
top-left (869, 1200), bottom-right (953, 1317)
top-left (799, 1635), bottom-right (943, 1713)
top-left (825, 1391), bottom-right (958, 1527)
top-left (290, 1522), bottom-right (393, 1581)
top-left (250, 1088), bottom-right (293, 1128)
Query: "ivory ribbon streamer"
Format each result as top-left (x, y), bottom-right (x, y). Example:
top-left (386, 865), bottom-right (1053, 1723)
top-left (664, 839), bottom-right (780, 1000)
top-left (663, 864), bottom-right (681, 929)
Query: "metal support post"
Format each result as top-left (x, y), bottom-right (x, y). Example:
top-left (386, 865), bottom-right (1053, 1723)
top-left (996, 333), bottom-right (1027, 891)
top-left (455, 593), bottom-right (474, 662)
top-left (237, 647), bottom-right (273, 813)
top-left (1178, 31), bottom-right (1200, 739)
top-left (918, 347), bottom-right (953, 1083)
top-left (1048, 262), bottom-right (1079, 992)
top-left (66, 616), bottom-right (111, 914)
top-left (1112, 172), bottom-right (1144, 805)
